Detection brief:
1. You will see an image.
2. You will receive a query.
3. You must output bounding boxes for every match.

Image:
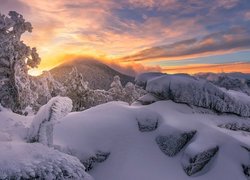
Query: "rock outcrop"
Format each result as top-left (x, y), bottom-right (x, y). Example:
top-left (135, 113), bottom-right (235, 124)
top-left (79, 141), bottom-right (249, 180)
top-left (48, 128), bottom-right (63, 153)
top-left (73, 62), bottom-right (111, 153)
top-left (181, 146), bottom-right (219, 176)
top-left (156, 131), bottom-right (196, 157)
top-left (136, 73), bottom-right (250, 117)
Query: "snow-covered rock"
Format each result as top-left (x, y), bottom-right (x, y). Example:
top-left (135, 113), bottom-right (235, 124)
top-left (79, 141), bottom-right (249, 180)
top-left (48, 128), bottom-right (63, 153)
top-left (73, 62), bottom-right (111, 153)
top-left (182, 146), bottom-right (219, 176)
top-left (218, 122), bottom-right (250, 132)
top-left (81, 151), bottom-right (110, 171)
top-left (136, 109), bottom-right (160, 132)
top-left (135, 72), bottom-right (165, 88)
top-left (242, 164), bottom-right (250, 180)
top-left (196, 72), bottom-right (250, 96)
top-left (156, 130), bottom-right (196, 157)
top-left (137, 93), bottom-right (161, 105)
top-left (140, 73), bottom-right (250, 117)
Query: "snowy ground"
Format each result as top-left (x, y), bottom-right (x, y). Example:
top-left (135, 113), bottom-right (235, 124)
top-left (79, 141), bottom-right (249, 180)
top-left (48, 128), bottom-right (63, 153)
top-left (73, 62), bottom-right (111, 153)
top-left (1, 74), bottom-right (250, 179)
top-left (52, 101), bottom-right (250, 180)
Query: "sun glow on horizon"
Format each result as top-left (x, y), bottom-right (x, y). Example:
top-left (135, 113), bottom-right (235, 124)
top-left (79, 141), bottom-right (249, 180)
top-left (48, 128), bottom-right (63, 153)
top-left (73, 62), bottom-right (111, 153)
top-left (4, 0), bottom-right (249, 75)
top-left (28, 69), bottom-right (43, 76)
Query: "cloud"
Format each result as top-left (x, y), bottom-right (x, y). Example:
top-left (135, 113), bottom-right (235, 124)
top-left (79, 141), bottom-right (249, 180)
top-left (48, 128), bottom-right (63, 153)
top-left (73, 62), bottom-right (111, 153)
top-left (162, 62), bottom-right (250, 74)
top-left (57, 54), bottom-right (163, 76)
top-left (1, 0), bottom-right (249, 75)
top-left (216, 0), bottom-right (239, 9)
top-left (125, 0), bottom-right (240, 13)
top-left (121, 27), bottom-right (250, 62)
top-left (108, 61), bottom-right (163, 76)
top-left (0, 0), bottom-right (30, 15)
top-left (245, 12), bottom-right (250, 21)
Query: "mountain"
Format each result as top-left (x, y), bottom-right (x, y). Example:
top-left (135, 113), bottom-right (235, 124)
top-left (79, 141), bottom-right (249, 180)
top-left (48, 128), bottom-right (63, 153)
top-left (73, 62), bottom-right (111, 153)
top-left (196, 72), bottom-right (250, 96)
top-left (49, 59), bottom-right (134, 90)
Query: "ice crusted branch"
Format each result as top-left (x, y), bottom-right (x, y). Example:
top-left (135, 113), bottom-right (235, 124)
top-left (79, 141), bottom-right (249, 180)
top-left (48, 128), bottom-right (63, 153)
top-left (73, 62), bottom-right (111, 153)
top-left (27, 96), bottom-right (72, 146)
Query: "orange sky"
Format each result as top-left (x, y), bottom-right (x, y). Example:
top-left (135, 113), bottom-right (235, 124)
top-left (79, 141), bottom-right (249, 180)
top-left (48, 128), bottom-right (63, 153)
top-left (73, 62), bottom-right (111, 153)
top-left (162, 62), bottom-right (250, 74)
top-left (1, 0), bottom-right (250, 76)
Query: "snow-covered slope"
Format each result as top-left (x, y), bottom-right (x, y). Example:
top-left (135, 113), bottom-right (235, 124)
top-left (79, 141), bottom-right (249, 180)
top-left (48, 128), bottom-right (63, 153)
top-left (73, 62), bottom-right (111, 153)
top-left (136, 73), bottom-right (250, 117)
top-left (53, 101), bottom-right (250, 180)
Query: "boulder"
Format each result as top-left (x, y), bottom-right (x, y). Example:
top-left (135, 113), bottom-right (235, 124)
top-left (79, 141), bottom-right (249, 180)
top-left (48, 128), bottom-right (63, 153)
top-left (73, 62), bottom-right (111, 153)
top-left (81, 151), bottom-right (110, 171)
top-left (156, 131), bottom-right (196, 157)
top-left (182, 146), bottom-right (219, 176)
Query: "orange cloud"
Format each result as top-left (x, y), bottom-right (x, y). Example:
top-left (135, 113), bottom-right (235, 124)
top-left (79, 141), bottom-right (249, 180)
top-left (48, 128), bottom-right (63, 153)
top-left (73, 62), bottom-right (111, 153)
top-left (120, 27), bottom-right (250, 62)
top-left (1, 0), bottom-right (249, 77)
top-left (14, 0), bottom-right (208, 71)
top-left (108, 61), bottom-right (163, 76)
top-left (162, 62), bottom-right (250, 74)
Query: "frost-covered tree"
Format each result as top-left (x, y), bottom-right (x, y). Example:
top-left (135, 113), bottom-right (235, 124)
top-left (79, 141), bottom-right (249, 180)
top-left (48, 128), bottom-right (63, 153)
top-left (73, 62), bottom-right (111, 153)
top-left (123, 82), bottom-right (141, 104)
top-left (64, 67), bottom-right (90, 111)
top-left (30, 71), bottom-right (66, 111)
top-left (88, 89), bottom-right (113, 107)
top-left (108, 76), bottom-right (145, 104)
top-left (28, 97), bottom-right (72, 147)
top-left (109, 75), bottom-right (124, 101)
top-left (41, 71), bottom-right (66, 97)
top-left (0, 11), bottom-right (41, 113)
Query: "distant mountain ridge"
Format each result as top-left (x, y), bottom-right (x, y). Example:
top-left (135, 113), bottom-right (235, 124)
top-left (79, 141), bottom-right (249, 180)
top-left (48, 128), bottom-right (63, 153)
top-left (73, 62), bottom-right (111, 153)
top-left (49, 59), bottom-right (134, 90)
top-left (195, 72), bottom-right (250, 96)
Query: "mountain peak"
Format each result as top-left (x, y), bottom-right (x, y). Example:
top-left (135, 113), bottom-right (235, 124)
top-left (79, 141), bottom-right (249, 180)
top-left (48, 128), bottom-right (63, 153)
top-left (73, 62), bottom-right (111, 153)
top-left (50, 59), bottom-right (134, 90)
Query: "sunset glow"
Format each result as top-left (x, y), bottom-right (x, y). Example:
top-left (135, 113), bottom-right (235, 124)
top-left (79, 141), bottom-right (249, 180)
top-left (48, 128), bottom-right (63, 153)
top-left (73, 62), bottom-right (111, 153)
top-left (1, 0), bottom-right (250, 75)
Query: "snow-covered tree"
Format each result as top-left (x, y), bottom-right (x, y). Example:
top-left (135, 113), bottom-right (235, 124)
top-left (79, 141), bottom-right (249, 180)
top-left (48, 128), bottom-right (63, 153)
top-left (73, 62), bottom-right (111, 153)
top-left (63, 67), bottom-right (90, 111)
top-left (30, 71), bottom-right (66, 111)
top-left (88, 89), bottom-right (113, 107)
top-left (42, 71), bottom-right (66, 97)
top-left (109, 75), bottom-right (124, 101)
top-left (108, 76), bottom-right (146, 104)
top-left (123, 82), bottom-right (139, 104)
top-left (0, 11), bottom-right (41, 113)
top-left (27, 96), bottom-right (72, 147)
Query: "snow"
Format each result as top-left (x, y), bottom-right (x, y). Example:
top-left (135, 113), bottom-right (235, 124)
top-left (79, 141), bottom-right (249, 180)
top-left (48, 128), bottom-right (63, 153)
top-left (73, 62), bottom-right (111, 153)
top-left (135, 72), bottom-right (165, 88)
top-left (52, 101), bottom-right (250, 180)
top-left (138, 73), bottom-right (250, 117)
top-left (0, 102), bottom-right (92, 179)
top-left (136, 93), bottom-right (161, 105)
top-left (1, 73), bottom-right (250, 179)
top-left (2, 9), bottom-right (249, 180)
top-left (28, 96), bottom-right (72, 147)
top-left (196, 72), bottom-right (250, 96)
top-left (0, 142), bottom-right (92, 180)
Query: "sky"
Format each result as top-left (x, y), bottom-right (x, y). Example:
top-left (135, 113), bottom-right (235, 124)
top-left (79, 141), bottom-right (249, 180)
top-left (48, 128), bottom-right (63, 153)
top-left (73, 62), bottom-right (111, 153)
top-left (1, 0), bottom-right (250, 75)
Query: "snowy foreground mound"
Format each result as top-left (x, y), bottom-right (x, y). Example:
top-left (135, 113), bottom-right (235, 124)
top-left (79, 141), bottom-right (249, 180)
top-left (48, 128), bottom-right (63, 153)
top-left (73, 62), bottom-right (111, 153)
top-left (53, 101), bottom-right (249, 180)
top-left (136, 73), bottom-right (250, 117)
